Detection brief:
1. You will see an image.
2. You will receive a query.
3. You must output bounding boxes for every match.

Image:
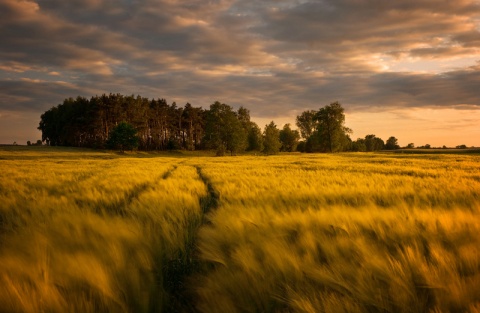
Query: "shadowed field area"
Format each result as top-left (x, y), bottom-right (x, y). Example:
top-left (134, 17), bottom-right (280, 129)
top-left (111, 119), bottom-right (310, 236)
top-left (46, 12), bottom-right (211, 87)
top-left (1, 147), bottom-right (479, 312)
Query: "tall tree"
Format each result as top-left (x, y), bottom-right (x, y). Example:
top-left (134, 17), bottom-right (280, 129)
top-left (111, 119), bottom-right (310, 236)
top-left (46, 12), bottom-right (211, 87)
top-left (279, 124), bottom-right (300, 152)
top-left (385, 136), bottom-right (400, 150)
top-left (314, 102), bottom-right (351, 152)
top-left (237, 106), bottom-right (251, 129)
top-left (236, 106), bottom-right (263, 152)
top-left (263, 121), bottom-right (281, 155)
top-left (296, 110), bottom-right (317, 139)
top-left (106, 122), bottom-right (139, 153)
top-left (148, 98), bottom-right (169, 150)
top-left (364, 134), bottom-right (385, 151)
top-left (203, 101), bottom-right (247, 155)
top-left (247, 123), bottom-right (263, 152)
top-left (351, 138), bottom-right (367, 152)
top-left (182, 103), bottom-right (204, 151)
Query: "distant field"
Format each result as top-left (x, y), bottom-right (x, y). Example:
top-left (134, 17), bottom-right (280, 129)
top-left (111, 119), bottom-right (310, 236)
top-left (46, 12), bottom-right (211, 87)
top-left (1, 146), bottom-right (479, 313)
top-left (393, 148), bottom-right (480, 154)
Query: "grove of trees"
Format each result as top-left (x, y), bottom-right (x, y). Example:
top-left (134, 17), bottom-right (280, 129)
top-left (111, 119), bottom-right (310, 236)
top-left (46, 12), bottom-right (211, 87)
top-left (295, 101), bottom-right (352, 152)
top-left (38, 94), bottom-right (401, 154)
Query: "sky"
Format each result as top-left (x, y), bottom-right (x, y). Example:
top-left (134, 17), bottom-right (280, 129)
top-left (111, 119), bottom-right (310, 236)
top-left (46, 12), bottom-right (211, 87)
top-left (1, 0), bottom-right (480, 147)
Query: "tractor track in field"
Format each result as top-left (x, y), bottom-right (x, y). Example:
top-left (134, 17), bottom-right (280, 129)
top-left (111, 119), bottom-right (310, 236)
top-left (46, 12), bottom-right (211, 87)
top-left (195, 166), bottom-right (220, 217)
top-left (92, 164), bottom-right (179, 216)
top-left (166, 165), bottom-right (221, 313)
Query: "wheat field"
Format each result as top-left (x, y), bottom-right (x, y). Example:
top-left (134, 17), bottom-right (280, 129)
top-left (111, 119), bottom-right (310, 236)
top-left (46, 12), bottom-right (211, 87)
top-left (1, 146), bottom-right (479, 312)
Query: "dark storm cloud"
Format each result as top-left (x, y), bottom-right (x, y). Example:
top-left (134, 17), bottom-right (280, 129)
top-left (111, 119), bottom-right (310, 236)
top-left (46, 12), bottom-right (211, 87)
top-left (0, 0), bottom-right (479, 121)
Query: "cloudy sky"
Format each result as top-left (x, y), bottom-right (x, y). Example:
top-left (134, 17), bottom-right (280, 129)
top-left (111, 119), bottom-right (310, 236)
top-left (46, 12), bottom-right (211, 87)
top-left (1, 0), bottom-right (480, 146)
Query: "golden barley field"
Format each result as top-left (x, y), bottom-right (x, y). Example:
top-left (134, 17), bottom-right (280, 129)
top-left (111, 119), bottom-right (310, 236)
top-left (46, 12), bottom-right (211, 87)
top-left (1, 146), bottom-right (479, 313)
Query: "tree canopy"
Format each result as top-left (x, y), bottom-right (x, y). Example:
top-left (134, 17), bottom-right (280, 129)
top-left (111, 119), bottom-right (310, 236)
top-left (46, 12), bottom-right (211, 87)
top-left (203, 101), bottom-right (247, 156)
top-left (263, 122), bottom-right (281, 155)
top-left (39, 93), bottom-right (405, 155)
top-left (364, 134), bottom-right (385, 152)
top-left (297, 102), bottom-right (352, 153)
top-left (106, 122), bottom-right (139, 152)
top-left (385, 136), bottom-right (400, 150)
top-left (295, 110), bottom-right (317, 139)
top-left (279, 124), bottom-right (300, 152)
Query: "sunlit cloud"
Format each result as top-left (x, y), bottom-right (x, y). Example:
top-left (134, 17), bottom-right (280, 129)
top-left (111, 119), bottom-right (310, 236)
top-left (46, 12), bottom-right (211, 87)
top-left (0, 0), bottom-right (479, 145)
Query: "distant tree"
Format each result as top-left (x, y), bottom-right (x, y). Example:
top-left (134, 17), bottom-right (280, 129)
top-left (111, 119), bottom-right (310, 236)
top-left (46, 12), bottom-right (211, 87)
top-left (279, 124), bottom-right (300, 152)
top-left (182, 103), bottom-right (204, 151)
top-left (13, 142), bottom-right (17, 146)
top-left (247, 123), bottom-right (263, 152)
top-left (364, 134), bottom-right (384, 151)
top-left (297, 141), bottom-right (306, 152)
top-left (296, 110), bottom-right (317, 139)
top-left (106, 122), bottom-right (139, 152)
top-left (425, 144), bottom-right (431, 149)
top-left (406, 143), bottom-right (415, 149)
top-left (385, 136), bottom-right (400, 150)
top-left (237, 106), bottom-right (251, 129)
top-left (314, 102), bottom-right (352, 152)
top-left (27, 141), bottom-right (31, 146)
top-left (237, 106), bottom-right (263, 152)
top-left (263, 121), bottom-right (281, 155)
top-left (456, 144), bottom-right (467, 149)
top-left (351, 138), bottom-right (367, 152)
top-left (203, 101), bottom-right (247, 156)
top-left (36, 140), bottom-right (42, 146)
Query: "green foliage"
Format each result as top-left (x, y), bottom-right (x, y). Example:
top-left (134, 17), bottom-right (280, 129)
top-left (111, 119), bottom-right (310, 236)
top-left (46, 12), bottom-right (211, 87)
top-left (106, 122), bottom-right (139, 152)
top-left (314, 101), bottom-right (352, 152)
top-left (237, 106), bottom-right (263, 152)
top-left (364, 134), bottom-right (385, 151)
top-left (279, 123), bottom-right (300, 152)
top-left (263, 121), bottom-right (281, 155)
top-left (296, 141), bottom-right (306, 152)
top-left (295, 110), bottom-right (317, 139)
top-left (351, 138), bottom-right (367, 151)
top-left (237, 106), bottom-right (251, 128)
top-left (297, 102), bottom-right (352, 153)
top-left (247, 123), bottom-right (263, 152)
top-left (203, 101), bottom-right (247, 156)
top-left (385, 136), bottom-right (400, 150)
top-left (182, 102), bottom-right (204, 151)
top-left (38, 94), bottom-right (205, 151)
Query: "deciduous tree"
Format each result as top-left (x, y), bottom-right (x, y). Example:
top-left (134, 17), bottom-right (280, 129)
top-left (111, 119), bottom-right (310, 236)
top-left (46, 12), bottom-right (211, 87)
top-left (365, 134), bottom-right (384, 151)
top-left (203, 101), bottom-right (247, 155)
top-left (106, 122), bottom-right (139, 153)
top-left (295, 110), bottom-right (317, 139)
top-left (351, 138), bottom-right (367, 152)
top-left (313, 102), bottom-right (351, 152)
top-left (263, 121), bottom-right (281, 155)
top-left (279, 124), bottom-right (300, 152)
top-left (247, 123), bottom-right (263, 152)
top-left (385, 136), bottom-right (400, 150)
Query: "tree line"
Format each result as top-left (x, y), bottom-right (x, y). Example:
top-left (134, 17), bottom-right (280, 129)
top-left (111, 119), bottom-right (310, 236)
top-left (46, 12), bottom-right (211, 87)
top-left (38, 94), bottom-right (400, 154)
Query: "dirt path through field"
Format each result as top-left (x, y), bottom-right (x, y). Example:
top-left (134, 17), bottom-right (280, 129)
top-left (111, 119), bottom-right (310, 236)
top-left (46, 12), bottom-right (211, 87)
top-left (163, 164), bottom-right (221, 313)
